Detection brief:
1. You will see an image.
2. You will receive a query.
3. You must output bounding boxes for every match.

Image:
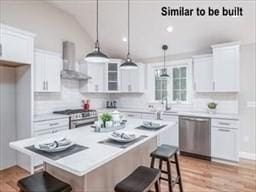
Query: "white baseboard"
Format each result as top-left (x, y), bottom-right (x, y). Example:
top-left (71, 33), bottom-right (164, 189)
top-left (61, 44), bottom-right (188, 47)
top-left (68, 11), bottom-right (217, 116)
top-left (239, 152), bottom-right (256, 160)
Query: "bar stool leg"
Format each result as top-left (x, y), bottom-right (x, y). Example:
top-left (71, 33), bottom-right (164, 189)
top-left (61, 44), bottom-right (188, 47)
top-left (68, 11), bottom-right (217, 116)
top-left (155, 179), bottom-right (161, 192)
top-left (166, 160), bottom-right (173, 192)
top-left (150, 157), bottom-right (155, 168)
top-left (174, 153), bottom-right (183, 192)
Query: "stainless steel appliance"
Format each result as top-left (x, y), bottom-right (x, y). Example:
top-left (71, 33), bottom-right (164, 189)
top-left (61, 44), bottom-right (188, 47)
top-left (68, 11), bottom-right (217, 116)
top-left (53, 109), bottom-right (97, 129)
top-left (179, 116), bottom-right (211, 160)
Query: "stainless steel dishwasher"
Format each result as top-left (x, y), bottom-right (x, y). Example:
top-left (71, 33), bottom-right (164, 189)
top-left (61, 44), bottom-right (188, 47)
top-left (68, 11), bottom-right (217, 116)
top-left (179, 116), bottom-right (211, 160)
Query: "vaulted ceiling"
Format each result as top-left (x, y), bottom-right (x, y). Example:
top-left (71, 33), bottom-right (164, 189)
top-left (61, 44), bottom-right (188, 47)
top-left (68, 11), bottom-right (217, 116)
top-left (49, 0), bottom-right (256, 60)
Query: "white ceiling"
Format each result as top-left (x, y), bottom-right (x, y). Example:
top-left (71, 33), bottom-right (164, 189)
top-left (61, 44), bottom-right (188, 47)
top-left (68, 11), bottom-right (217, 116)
top-left (49, 0), bottom-right (256, 60)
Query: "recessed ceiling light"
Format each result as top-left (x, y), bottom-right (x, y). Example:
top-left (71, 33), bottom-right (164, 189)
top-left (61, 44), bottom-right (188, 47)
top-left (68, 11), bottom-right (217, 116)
top-left (166, 26), bottom-right (174, 33)
top-left (122, 37), bottom-right (127, 42)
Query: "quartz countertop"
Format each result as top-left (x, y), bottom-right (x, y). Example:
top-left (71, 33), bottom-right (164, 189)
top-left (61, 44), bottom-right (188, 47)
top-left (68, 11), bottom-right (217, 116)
top-left (10, 118), bottom-right (175, 176)
top-left (97, 108), bottom-right (239, 120)
top-left (34, 113), bottom-right (69, 122)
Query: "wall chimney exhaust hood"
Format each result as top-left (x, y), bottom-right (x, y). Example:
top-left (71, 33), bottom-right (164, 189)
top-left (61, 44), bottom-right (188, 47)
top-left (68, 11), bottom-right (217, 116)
top-left (61, 41), bottom-right (91, 80)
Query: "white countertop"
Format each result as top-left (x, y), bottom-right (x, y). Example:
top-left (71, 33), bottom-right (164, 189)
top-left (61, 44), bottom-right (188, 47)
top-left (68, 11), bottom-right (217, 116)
top-left (10, 118), bottom-right (175, 176)
top-left (34, 113), bottom-right (69, 122)
top-left (97, 108), bottom-right (239, 120)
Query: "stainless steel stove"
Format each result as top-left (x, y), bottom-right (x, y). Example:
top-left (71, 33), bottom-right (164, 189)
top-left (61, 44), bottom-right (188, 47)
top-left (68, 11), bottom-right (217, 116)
top-left (53, 109), bottom-right (98, 129)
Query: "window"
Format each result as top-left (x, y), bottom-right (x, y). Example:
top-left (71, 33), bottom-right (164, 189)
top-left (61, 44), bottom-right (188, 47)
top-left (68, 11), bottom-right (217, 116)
top-left (155, 65), bottom-right (189, 103)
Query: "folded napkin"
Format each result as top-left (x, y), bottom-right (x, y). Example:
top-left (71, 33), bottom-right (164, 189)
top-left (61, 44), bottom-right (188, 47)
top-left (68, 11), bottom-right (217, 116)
top-left (112, 132), bottom-right (136, 140)
top-left (38, 138), bottom-right (71, 150)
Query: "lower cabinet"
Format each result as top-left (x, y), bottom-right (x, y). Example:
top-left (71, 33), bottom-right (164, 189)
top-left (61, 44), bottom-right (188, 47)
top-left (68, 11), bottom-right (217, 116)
top-left (33, 118), bottom-right (69, 168)
top-left (159, 114), bottom-right (179, 147)
top-left (211, 119), bottom-right (239, 162)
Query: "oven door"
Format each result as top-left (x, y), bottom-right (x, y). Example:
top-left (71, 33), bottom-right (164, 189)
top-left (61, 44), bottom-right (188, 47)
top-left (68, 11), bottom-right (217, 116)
top-left (71, 117), bottom-right (97, 129)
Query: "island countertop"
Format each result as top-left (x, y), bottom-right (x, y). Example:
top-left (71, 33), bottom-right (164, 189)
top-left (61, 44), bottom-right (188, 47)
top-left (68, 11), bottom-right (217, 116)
top-left (10, 118), bottom-right (175, 176)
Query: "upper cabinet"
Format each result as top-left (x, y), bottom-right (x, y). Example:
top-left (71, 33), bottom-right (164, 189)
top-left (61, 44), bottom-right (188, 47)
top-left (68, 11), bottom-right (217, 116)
top-left (120, 63), bottom-right (145, 93)
top-left (193, 42), bottom-right (240, 93)
top-left (80, 62), bottom-right (106, 93)
top-left (34, 49), bottom-right (62, 92)
top-left (212, 42), bottom-right (240, 92)
top-left (106, 59), bottom-right (122, 92)
top-left (193, 54), bottom-right (213, 92)
top-left (0, 24), bottom-right (35, 65)
top-left (80, 59), bottom-right (145, 93)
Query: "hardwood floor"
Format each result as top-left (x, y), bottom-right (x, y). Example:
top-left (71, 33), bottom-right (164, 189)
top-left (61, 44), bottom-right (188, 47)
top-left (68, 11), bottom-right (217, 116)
top-left (0, 156), bottom-right (255, 192)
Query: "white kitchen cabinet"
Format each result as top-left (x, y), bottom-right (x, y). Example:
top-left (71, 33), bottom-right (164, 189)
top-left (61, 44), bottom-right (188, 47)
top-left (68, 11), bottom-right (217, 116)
top-left (120, 63), bottom-right (145, 93)
top-left (211, 118), bottom-right (239, 162)
top-left (106, 59), bottom-right (121, 92)
top-left (193, 54), bottom-right (213, 92)
top-left (34, 49), bottom-right (62, 92)
top-left (80, 62), bottom-right (106, 93)
top-left (159, 114), bottom-right (179, 147)
top-left (211, 42), bottom-right (240, 92)
top-left (0, 24), bottom-right (35, 65)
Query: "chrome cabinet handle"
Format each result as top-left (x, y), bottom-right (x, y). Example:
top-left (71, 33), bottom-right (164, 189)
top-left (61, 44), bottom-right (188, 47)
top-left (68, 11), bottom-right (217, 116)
top-left (213, 81), bottom-right (215, 91)
top-left (218, 122), bottom-right (230, 126)
top-left (49, 123), bottom-right (59, 126)
top-left (127, 114), bottom-right (135, 117)
top-left (218, 129), bottom-right (230, 132)
top-left (182, 117), bottom-right (209, 122)
top-left (0, 43), bottom-right (2, 57)
top-left (46, 81), bottom-right (48, 90)
top-left (43, 81), bottom-right (46, 90)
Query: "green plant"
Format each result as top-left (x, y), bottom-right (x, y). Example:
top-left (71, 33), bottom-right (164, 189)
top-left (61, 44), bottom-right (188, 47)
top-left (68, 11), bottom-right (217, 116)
top-left (208, 102), bottom-right (217, 109)
top-left (100, 113), bottom-right (112, 127)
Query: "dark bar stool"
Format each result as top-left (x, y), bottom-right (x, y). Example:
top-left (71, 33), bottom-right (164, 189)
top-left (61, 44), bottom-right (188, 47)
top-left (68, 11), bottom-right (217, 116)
top-left (150, 145), bottom-right (183, 192)
top-left (115, 166), bottom-right (161, 192)
top-left (17, 171), bottom-right (72, 192)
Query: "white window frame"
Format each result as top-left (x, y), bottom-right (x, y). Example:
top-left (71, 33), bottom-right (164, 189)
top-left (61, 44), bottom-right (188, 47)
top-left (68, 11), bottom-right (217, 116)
top-left (151, 59), bottom-right (193, 104)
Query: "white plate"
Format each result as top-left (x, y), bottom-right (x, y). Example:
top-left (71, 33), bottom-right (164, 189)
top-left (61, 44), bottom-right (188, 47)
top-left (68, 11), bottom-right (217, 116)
top-left (109, 131), bottom-right (138, 143)
top-left (34, 139), bottom-right (74, 153)
top-left (142, 122), bottom-right (162, 129)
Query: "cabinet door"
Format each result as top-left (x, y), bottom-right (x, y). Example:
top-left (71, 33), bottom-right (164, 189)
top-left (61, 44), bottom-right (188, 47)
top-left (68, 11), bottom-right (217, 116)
top-left (0, 26), bottom-right (34, 64)
top-left (120, 63), bottom-right (144, 93)
top-left (107, 63), bottom-right (119, 91)
top-left (159, 115), bottom-right (179, 146)
top-left (34, 52), bottom-right (46, 92)
top-left (211, 127), bottom-right (238, 161)
top-left (193, 55), bottom-right (213, 92)
top-left (212, 45), bottom-right (239, 92)
top-left (45, 54), bottom-right (62, 92)
top-left (86, 62), bottom-right (105, 92)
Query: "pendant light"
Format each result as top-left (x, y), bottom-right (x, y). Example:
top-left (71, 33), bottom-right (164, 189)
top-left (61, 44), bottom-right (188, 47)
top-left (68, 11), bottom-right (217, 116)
top-left (120, 0), bottom-right (138, 69)
top-left (85, 0), bottom-right (108, 63)
top-left (160, 44), bottom-right (169, 78)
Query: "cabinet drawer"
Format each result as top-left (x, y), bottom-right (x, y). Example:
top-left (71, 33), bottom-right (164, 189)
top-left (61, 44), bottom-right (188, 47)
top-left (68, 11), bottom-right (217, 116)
top-left (34, 118), bottom-right (69, 132)
top-left (161, 114), bottom-right (178, 123)
top-left (141, 113), bottom-right (157, 120)
top-left (212, 119), bottom-right (239, 129)
top-left (123, 112), bottom-right (141, 119)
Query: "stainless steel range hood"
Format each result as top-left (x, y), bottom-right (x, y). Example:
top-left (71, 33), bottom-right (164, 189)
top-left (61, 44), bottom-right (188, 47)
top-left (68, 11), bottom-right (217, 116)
top-left (61, 41), bottom-right (91, 80)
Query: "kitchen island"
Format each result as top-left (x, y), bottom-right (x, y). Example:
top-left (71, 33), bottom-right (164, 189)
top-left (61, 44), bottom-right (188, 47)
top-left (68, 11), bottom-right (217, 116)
top-left (10, 118), bottom-right (175, 192)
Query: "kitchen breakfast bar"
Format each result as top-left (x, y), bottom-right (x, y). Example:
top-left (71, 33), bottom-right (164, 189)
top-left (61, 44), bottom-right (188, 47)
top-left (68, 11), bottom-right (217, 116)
top-left (10, 119), bottom-right (175, 192)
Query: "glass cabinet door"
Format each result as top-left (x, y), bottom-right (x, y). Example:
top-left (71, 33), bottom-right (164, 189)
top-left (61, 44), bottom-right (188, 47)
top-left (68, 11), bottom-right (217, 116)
top-left (108, 63), bottom-right (118, 91)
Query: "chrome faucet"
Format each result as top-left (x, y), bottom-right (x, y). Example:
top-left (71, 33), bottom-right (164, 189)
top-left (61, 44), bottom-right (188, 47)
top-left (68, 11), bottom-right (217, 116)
top-left (162, 96), bottom-right (171, 111)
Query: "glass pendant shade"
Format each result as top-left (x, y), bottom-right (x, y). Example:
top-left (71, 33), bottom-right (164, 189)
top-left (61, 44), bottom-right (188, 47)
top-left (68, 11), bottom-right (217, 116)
top-left (160, 44), bottom-right (169, 78)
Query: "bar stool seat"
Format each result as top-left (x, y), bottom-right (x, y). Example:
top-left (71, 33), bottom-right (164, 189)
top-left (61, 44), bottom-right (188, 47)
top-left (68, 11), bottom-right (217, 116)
top-left (115, 166), bottom-right (161, 192)
top-left (151, 144), bottom-right (178, 160)
top-left (17, 171), bottom-right (72, 192)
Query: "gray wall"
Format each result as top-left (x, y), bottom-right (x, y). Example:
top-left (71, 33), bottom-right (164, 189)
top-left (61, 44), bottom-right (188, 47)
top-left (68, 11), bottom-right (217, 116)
top-left (0, 0), bottom-right (93, 62)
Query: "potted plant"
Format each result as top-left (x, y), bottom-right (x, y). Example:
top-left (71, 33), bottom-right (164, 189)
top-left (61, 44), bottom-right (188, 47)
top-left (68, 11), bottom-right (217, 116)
top-left (207, 102), bottom-right (218, 114)
top-left (100, 112), bottom-right (112, 128)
